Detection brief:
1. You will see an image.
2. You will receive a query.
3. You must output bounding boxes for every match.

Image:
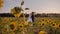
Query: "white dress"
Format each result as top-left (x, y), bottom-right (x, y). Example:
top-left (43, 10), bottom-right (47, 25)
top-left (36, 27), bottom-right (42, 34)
top-left (27, 14), bottom-right (32, 22)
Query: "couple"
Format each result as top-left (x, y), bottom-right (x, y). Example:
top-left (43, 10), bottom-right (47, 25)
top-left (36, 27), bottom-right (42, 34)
top-left (27, 12), bottom-right (35, 23)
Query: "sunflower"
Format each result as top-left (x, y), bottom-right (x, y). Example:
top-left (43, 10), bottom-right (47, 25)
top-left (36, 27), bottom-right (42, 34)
top-left (19, 23), bottom-right (24, 28)
top-left (41, 18), bottom-right (52, 25)
top-left (57, 24), bottom-right (60, 29)
top-left (46, 18), bottom-right (53, 24)
top-left (40, 22), bottom-right (47, 27)
top-left (23, 21), bottom-right (28, 26)
top-left (11, 7), bottom-right (22, 18)
top-left (41, 18), bottom-right (48, 22)
top-left (41, 18), bottom-right (55, 24)
top-left (28, 22), bottom-right (33, 26)
top-left (50, 23), bottom-right (58, 29)
top-left (19, 23), bottom-right (25, 31)
top-left (39, 30), bottom-right (47, 34)
top-left (9, 22), bottom-right (17, 31)
top-left (11, 8), bottom-right (16, 14)
top-left (0, 0), bottom-right (3, 8)
top-left (14, 12), bottom-right (21, 18)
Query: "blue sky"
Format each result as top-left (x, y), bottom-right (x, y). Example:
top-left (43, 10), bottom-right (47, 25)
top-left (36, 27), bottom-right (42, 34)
top-left (0, 0), bottom-right (60, 13)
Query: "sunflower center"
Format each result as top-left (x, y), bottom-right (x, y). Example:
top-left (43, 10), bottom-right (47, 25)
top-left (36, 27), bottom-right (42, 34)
top-left (52, 24), bottom-right (55, 26)
top-left (59, 25), bottom-right (60, 27)
top-left (10, 24), bottom-right (15, 30)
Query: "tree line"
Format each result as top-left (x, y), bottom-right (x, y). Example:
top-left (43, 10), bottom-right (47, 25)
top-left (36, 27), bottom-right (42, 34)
top-left (0, 13), bottom-right (60, 17)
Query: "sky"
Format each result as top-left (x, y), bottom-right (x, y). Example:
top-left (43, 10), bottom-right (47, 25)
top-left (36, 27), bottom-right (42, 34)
top-left (0, 0), bottom-right (60, 13)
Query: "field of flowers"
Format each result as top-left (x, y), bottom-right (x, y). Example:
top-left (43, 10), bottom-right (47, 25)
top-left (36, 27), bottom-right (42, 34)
top-left (0, 17), bottom-right (60, 34)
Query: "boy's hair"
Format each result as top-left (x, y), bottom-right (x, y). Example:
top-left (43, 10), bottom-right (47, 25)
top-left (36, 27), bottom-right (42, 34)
top-left (32, 12), bottom-right (34, 15)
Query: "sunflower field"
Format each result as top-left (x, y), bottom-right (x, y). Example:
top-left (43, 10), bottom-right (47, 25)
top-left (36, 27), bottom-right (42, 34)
top-left (0, 17), bottom-right (60, 34)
